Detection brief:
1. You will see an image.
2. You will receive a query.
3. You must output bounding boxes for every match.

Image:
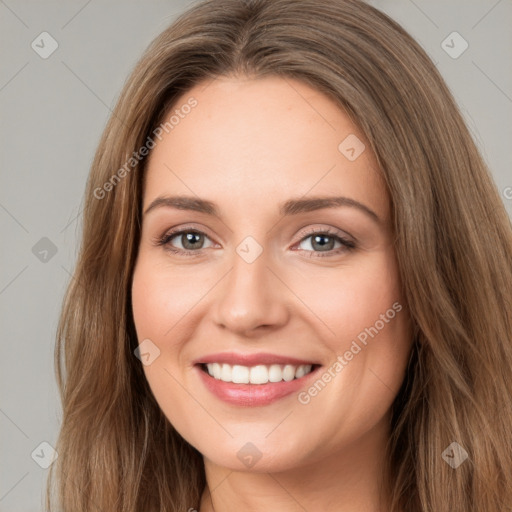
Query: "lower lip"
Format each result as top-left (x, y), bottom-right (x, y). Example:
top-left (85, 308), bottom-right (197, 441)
top-left (196, 365), bottom-right (320, 407)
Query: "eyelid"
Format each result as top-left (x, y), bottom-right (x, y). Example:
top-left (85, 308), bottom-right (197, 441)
top-left (294, 224), bottom-right (355, 244)
top-left (155, 223), bottom-right (218, 248)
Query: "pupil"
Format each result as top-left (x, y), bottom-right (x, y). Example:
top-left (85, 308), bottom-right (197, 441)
top-left (184, 232), bottom-right (202, 249)
top-left (313, 234), bottom-right (333, 251)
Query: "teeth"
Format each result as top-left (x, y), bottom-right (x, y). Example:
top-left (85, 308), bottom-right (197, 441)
top-left (268, 364), bottom-right (282, 382)
top-left (232, 365), bottom-right (249, 384)
top-left (250, 365), bottom-right (269, 384)
top-left (204, 363), bottom-right (313, 384)
top-left (295, 365), bottom-right (306, 378)
top-left (282, 364), bottom-right (295, 381)
top-left (212, 363), bottom-right (222, 379)
top-left (220, 363), bottom-right (232, 381)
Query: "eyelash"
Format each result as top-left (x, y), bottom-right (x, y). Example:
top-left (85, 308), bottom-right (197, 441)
top-left (153, 225), bottom-right (356, 258)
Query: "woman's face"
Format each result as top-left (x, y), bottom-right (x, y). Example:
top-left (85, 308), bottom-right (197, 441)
top-left (131, 75), bottom-right (413, 472)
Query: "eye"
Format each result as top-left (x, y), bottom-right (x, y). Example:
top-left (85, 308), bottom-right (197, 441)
top-left (156, 228), bottom-right (215, 255)
top-left (294, 227), bottom-right (356, 258)
top-left (154, 225), bottom-right (356, 258)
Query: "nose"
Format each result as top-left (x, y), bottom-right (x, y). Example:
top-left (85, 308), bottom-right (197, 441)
top-left (210, 247), bottom-right (290, 337)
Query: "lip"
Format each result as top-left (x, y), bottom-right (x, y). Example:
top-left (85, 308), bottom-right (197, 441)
top-left (193, 352), bottom-right (320, 366)
top-left (195, 359), bottom-right (322, 407)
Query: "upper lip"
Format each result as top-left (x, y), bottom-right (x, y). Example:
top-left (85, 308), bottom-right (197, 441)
top-left (193, 352), bottom-right (320, 367)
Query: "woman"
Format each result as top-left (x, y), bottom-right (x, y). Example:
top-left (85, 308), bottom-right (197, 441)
top-left (46, 0), bottom-right (512, 510)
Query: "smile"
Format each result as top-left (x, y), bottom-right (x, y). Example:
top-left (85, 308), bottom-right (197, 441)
top-left (194, 353), bottom-right (322, 407)
top-left (202, 363), bottom-right (314, 384)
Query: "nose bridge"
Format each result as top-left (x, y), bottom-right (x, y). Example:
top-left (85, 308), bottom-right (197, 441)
top-left (211, 236), bottom-right (289, 334)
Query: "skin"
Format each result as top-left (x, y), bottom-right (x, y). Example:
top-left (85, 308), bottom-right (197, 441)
top-left (131, 74), bottom-right (413, 512)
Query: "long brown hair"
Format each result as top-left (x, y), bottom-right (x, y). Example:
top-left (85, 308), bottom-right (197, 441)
top-left (46, 0), bottom-right (512, 510)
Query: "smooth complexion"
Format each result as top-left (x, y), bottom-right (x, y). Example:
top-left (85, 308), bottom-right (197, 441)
top-left (131, 75), bottom-right (413, 512)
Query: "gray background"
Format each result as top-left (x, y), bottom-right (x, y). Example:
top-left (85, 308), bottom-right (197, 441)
top-left (0, 1), bottom-right (511, 510)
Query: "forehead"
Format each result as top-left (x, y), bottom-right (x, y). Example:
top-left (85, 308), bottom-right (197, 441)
top-left (143, 75), bottom-right (389, 222)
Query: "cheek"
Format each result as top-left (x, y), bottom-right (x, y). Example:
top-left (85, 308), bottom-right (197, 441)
top-left (131, 257), bottom-right (197, 343)
top-left (131, 260), bottom-right (201, 439)
top-left (294, 251), bottom-right (411, 422)
top-left (291, 251), bottom-right (403, 348)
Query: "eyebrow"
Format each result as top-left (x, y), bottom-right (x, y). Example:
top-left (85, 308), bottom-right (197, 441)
top-left (143, 195), bottom-right (381, 224)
